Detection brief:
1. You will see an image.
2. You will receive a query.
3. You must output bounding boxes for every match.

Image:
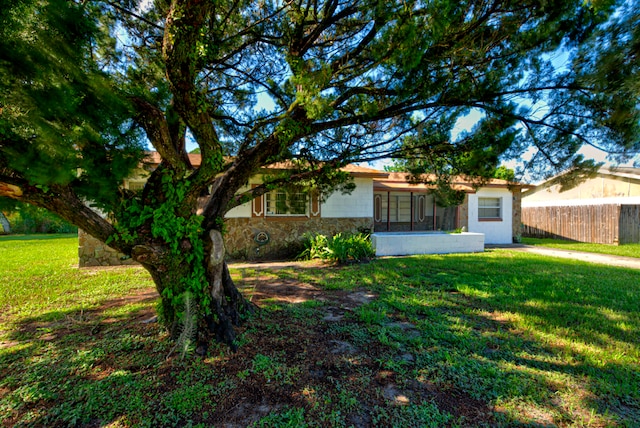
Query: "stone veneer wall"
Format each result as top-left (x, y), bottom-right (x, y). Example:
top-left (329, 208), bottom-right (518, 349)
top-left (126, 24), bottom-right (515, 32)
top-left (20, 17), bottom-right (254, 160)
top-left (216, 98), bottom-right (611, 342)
top-left (78, 217), bottom-right (374, 266)
top-left (224, 217), bottom-right (373, 260)
top-left (511, 188), bottom-right (523, 241)
top-left (78, 229), bottom-right (137, 267)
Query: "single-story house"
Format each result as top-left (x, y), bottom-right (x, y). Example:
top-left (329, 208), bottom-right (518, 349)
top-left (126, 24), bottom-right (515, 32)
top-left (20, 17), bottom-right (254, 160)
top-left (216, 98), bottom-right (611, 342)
top-left (521, 167), bottom-right (640, 244)
top-left (78, 154), bottom-right (530, 266)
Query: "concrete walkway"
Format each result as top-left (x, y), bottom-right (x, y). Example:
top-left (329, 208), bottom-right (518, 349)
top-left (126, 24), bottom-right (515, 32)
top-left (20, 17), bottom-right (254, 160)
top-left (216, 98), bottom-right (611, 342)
top-left (486, 244), bottom-right (640, 270)
top-left (227, 245), bottom-right (640, 271)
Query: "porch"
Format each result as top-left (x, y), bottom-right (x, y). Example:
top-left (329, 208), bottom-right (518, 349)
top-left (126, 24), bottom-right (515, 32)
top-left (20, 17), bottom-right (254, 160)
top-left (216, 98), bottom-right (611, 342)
top-left (373, 191), bottom-right (461, 232)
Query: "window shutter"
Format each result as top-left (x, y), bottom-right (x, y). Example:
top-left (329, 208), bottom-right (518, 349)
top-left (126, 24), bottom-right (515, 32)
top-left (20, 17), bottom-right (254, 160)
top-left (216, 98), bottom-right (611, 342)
top-left (251, 184), bottom-right (264, 217)
top-left (310, 190), bottom-right (321, 217)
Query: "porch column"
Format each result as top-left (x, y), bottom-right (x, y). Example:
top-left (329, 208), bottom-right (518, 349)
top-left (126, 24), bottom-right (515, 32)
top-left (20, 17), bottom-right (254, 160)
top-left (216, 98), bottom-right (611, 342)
top-left (387, 191), bottom-right (391, 232)
top-left (410, 192), bottom-right (414, 231)
top-left (433, 198), bottom-right (437, 230)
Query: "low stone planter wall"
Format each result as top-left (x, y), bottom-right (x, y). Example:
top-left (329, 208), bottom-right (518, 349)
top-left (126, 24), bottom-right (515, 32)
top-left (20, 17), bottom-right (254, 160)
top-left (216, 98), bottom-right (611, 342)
top-left (78, 230), bottom-right (138, 267)
top-left (371, 232), bottom-right (484, 256)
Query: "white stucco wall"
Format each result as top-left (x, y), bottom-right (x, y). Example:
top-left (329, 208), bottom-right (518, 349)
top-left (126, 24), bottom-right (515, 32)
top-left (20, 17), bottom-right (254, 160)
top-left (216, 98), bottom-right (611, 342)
top-left (372, 232), bottom-right (484, 256)
top-left (321, 177), bottom-right (373, 218)
top-left (224, 177), bottom-right (374, 219)
top-left (225, 184), bottom-right (252, 218)
top-left (467, 188), bottom-right (513, 244)
top-left (225, 200), bottom-right (252, 218)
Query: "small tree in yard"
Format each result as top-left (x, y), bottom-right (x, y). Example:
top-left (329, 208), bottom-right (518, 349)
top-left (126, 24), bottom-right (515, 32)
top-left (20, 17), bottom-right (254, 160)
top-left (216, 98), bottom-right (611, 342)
top-left (1, 0), bottom-right (638, 353)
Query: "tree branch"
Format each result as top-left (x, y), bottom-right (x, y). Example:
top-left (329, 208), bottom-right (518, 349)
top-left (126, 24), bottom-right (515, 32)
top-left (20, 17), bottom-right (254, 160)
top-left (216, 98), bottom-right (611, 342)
top-left (225, 158), bottom-right (349, 212)
top-left (163, 0), bottom-right (222, 159)
top-left (131, 97), bottom-right (191, 172)
top-left (0, 178), bottom-right (131, 254)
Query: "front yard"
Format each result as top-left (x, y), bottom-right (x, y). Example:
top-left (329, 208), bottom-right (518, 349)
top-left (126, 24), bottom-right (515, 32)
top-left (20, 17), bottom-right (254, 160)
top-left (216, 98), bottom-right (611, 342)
top-left (1, 235), bottom-right (639, 427)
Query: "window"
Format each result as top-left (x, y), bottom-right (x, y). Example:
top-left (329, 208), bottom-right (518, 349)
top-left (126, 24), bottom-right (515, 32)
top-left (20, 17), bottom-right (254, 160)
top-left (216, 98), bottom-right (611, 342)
top-left (478, 197), bottom-right (502, 220)
top-left (127, 181), bottom-right (145, 192)
top-left (265, 190), bottom-right (308, 216)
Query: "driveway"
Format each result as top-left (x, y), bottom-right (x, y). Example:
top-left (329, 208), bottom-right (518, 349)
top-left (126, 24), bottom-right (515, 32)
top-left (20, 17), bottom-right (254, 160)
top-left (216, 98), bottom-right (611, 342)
top-left (487, 244), bottom-right (640, 270)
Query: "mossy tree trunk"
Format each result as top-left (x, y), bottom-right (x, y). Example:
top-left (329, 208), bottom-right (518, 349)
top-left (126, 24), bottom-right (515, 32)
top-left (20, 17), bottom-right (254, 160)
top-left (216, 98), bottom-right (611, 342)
top-left (134, 228), bottom-right (254, 354)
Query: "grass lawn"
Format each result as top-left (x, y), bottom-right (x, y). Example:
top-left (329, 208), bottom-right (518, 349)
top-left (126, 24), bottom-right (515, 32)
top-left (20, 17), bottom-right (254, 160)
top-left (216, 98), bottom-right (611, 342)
top-left (1, 235), bottom-right (639, 427)
top-left (522, 237), bottom-right (640, 259)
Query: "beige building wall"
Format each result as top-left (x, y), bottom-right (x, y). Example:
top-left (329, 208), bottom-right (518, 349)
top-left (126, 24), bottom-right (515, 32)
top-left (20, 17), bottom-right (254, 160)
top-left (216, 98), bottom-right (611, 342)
top-left (78, 230), bottom-right (137, 267)
top-left (524, 174), bottom-right (640, 203)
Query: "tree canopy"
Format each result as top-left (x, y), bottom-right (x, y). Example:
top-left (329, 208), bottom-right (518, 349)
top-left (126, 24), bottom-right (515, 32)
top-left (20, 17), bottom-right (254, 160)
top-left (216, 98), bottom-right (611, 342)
top-left (1, 0), bottom-right (638, 351)
top-left (2, 0), bottom-right (638, 205)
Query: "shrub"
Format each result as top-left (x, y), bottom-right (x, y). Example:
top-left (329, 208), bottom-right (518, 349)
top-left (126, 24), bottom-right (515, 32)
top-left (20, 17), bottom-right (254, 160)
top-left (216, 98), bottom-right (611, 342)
top-left (298, 233), bottom-right (331, 260)
top-left (5, 205), bottom-right (77, 234)
top-left (299, 232), bottom-right (374, 264)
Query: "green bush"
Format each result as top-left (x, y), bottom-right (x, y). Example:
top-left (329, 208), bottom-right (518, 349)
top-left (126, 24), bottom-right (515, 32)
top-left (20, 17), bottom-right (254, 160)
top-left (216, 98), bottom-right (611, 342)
top-left (5, 205), bottom-right (77, 234)
top-left (298, 233), bottom-right (331, 260)
top-left (299, 232), bottom-right (374, 264)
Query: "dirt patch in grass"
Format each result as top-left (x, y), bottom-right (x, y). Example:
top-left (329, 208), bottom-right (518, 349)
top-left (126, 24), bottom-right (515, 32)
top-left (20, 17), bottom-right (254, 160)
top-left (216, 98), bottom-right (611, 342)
top-left (185, 278), bottom-right (498, 426)
top-left (246, 277), bottom-right (326, 304)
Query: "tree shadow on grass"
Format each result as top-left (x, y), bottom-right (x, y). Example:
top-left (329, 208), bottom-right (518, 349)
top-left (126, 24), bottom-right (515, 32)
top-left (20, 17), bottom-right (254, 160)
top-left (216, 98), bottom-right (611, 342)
top-left (357, 254), bottom-right (640, 426)
top-left (0, 290), bottom-right (164, 427)
top-left (2, 289), bottom-right (158, 344)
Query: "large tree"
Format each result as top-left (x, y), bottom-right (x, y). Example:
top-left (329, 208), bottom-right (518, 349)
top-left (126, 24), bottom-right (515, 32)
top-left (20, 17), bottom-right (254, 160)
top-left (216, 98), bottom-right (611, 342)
top-left (1, 0), bottom-right (638, 352)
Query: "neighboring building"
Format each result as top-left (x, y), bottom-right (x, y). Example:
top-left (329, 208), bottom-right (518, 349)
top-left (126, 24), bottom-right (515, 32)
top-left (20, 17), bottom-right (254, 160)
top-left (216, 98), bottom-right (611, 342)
top-left (0, 212), bottom-right (9, 234)
top-left (522, 167), bottom-right (640, 203)
top-left (78, 154), bottom-right (529, 266)
top-left (522, 167), bottom-right (640, 244)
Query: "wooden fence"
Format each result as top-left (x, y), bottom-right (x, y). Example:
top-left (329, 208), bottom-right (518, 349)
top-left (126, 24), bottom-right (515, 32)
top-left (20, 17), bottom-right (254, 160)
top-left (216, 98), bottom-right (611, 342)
top-left (521, 204), bottom-right (640, 244)
top-left (620, 205), bottom-right (640, 244)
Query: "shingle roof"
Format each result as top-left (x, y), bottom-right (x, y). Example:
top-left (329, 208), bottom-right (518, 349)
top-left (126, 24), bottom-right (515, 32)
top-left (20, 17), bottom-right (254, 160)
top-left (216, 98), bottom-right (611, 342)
top-left (142, 152), bottom-right (533, 188)
top-left (374, 172), bottom-right (531, 193)
top-left (143, 151), bottom-right (205, 167)
top-left (143, 152), bottom-right (388, 178)
top-left (600, 167), bottom-right (640, 181)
